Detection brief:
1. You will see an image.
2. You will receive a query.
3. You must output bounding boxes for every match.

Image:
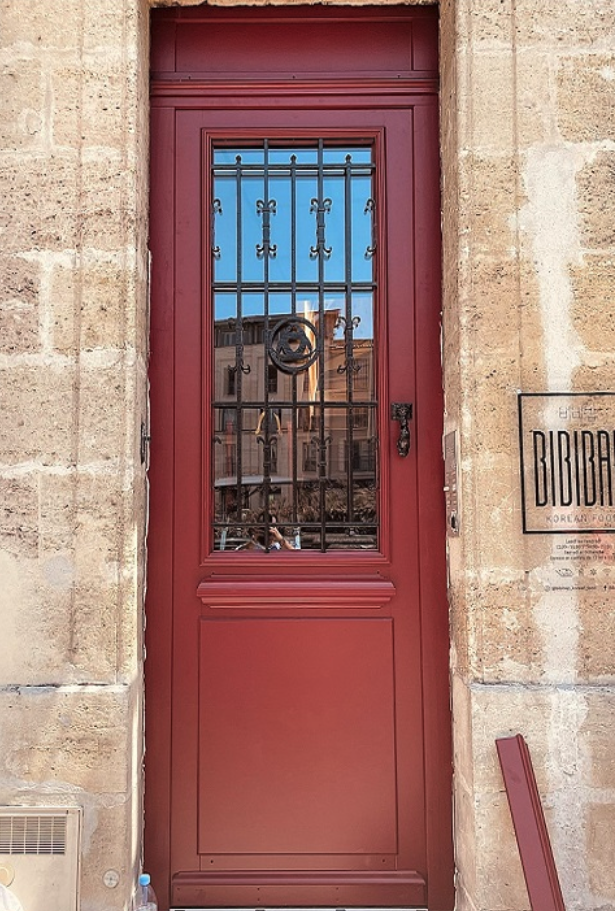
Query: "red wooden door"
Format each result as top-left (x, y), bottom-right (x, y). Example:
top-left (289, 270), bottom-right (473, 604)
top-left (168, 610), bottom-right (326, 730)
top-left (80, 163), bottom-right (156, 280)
top-left (147, 8), bottom-right (452, 910)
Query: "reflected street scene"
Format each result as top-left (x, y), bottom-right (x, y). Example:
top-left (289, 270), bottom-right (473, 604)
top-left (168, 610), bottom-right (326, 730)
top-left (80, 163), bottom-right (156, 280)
top-left (211, 142), bottom-right (379, 551)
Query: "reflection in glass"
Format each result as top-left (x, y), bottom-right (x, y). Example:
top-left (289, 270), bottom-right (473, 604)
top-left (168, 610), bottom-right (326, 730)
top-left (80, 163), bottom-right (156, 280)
top-left (211, 141), bottom-right (378, 551)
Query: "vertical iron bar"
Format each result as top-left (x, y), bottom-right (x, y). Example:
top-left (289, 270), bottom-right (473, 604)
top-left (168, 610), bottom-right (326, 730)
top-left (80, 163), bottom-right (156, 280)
top-left (317, 140), bottom-right (327, 551)
top-left (344, 154), bottom-right (355, 530)
top-left (235, 155), bottom-right (244, 522)
top-left (262, 141), bottom-right (272, 548)
top-left (290, 154), bottom-right (299, 529)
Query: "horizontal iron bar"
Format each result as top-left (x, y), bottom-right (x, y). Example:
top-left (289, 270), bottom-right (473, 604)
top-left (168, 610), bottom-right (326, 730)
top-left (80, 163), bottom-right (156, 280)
top-left (213, 163), bottom-right (375, 174)
top-left (213, 522), bottom-right (379, 530)
top-left (213, 282), bottom-right (377, 292)
top-left (213, 401), bottom-right (377, 408)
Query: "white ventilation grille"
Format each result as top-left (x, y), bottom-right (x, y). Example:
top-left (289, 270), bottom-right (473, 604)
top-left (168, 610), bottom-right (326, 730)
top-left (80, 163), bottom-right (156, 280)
top-left (0, 807), bottom-right (81, 911)
top-left (0, 813), bottom-right (67, 855)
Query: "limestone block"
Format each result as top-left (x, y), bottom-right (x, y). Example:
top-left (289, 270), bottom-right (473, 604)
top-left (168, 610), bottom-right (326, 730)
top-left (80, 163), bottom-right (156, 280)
top-left (0, 477), bottom-right (38, 560)
top-left (462, 357), bottom-right (520, 456)
top-left (571, 255), bottom-right (615, 352)
top-left (80, 797), bottom-right (138, 911)
top-left (51, 63), bottom-right (130, 150)
top-left (468, 260), bottom-right (541, 355)
top-left (0, 154), bottom-right (139, 255)
top-left (515, 52), bottom-right (555, 146)
top-left (469, 686), bottom-right (551, 795)
top-left (469, 0), bottom-right (514, 44)
top-left (81, 156), bottom-right (142, 253)
top-left (449, 572), bottom-right (472, 679)
top-left (79, 361), bottom-right (132, 464)
top-left (0, 544), bottom-right (138, 687)
top-left (0, 551), bottom-right (74, 686)
top-left (573, 362), bottom-right (615, 391)
top-left (0, 686), bottom-right (133, 792)
top-left (0, 58), bottom-right (44, 150)
top-left (1, 0), bottom-right (144, 52)
top-left (578, 591), bottom-right (615, 682)
top-left (470, 464), bottom-right (525, 574)
top-left (1, 1), bottom-right (80, 50)
top-left (461, 155), bottom-right (520, 259)
top-left (50, 259), bottom-right (140, 353)
top-left (452, 674), bottom-right (475, 792)
top-left (468, 52), bottom-right (516, 152)
top-left (581, 689), bottom-right (615, 789)
top-left (0, 255), bottom-right (40, 354)
top-left (0, 156), bottom-right (79, 254)
top-left (474, 791), bottom-right (529, 911)
top-left (40, 470), bottom-right (138, 568)
top-left (471, 584), bottom-right (541, 684)
top-left (558, 55), bottom-right (615, 143)
top-left (577, 151), bottom-right (615, 250)
top-left (587, 803), bottom-right (615, 899)
top-left (453, 779), bottom-right (479, 903)
top-left (0, 365), bottom-right (74, 465)
top-left (80, 0), bottom-right (142, 53)
top-left (514, 0), bottom-right (615, 48)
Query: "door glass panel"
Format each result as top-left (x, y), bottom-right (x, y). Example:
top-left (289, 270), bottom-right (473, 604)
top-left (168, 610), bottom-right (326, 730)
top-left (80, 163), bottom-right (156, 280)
top-left (211, 140), bottom-right (378, 552)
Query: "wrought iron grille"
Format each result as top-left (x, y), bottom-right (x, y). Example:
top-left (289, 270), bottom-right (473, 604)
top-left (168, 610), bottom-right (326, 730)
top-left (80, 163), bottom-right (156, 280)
top-left (212, 140), bottom-right (378, 551)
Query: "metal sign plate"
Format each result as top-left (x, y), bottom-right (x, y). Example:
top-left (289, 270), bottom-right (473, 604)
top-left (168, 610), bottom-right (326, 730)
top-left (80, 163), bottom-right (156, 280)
top-left (518, 392), bottom-right (615, 534)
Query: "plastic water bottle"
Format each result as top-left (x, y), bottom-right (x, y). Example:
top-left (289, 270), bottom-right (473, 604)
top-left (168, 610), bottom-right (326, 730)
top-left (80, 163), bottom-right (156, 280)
top-left (132, 873), bottom-right (157, 911)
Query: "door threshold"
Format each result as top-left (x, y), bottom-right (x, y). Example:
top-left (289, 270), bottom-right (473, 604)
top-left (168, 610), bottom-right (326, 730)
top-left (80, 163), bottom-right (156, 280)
top-left (171, 907), bottom-right (428, 910)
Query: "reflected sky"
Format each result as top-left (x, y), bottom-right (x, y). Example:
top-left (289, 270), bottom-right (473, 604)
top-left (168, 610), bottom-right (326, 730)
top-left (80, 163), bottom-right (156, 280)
top-left (213, 145), bottom-right (375, 287)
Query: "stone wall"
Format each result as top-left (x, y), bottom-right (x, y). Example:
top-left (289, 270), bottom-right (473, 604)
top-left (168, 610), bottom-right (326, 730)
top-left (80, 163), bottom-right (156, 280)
top-left (441, 1), bottom-right (615, 909)
top-left (0, 0), bottom-right (149, 907)
top-left (0, 0), bottom-right (614, 909)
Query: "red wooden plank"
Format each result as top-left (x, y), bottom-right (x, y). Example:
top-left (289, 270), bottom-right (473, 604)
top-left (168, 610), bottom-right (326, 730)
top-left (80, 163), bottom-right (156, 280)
top-left (496, 734), bottom-right (566, 911)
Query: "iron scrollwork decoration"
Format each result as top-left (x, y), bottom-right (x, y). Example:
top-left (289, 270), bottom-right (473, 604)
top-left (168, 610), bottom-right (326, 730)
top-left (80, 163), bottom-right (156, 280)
top-left (335, 315), bottom-right (362, 375)
top-left (364, 198), bottom-right (377, 258)
top-left (391, 402), bottom-right (413, 458)
top-left (310, 197), bottom-right (333, 259)
top-left (268, 317), bottom-right (320, 375)
top-left (212, 198), bottom-right (222, 259)
top-left (256, 198), bottom-right (277, 259)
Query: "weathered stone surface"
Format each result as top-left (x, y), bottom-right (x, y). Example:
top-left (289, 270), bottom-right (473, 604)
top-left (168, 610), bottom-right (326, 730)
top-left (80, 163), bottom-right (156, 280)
top-left (468, 259), bottom-right (541, 354)
top-left (51, 63), bottom-right (130, 150)
top-left (469, 52), bottom-right (516, 152)
top-left (515, 51), bottom-right (555, 146)
top-left (558, 55), bottom-right (615, 143)
top-left (578, 592), bottom-right (615, 683)
top-left (587, 802), bottom-right (615, 899)
top-left (0, 478), bottom-right (38, 559)
top-left (582, 689), bottom-right (615, 789)
top-left (0, 365), bottom-right (75, 465)
top-left (468, 0), bottom-right (514, 44)
top-left (453, 779), bottom-right (479, 903)
top-left (80, 796), bottom-right (138, 911)
top-left (461, 154), bottom-right (520, 258)
top-left (469, 686), bottom-right (552, 795)
top-left (514, 0), bottom-right (615, 48)
top-left (0, 154), bottom-right (139, 254)
top-left (474, 791), bottom-right (529, 910)
top-left (571, 255), bottom-right (615, 351)
top-left (50, 259), bottom-right (139, 353)
top-left (78, 360), bottom-right (130, 463)
top-left (472, 584), bottom-right (540, 684)
top-left (0, 686), bottom-right (133, 792)
top-left (577, 152), bottom-right (615, 250)
top-left (0, 255), bottom-right (40, 354)
top-left (0, 58), bottom-right (44, 150)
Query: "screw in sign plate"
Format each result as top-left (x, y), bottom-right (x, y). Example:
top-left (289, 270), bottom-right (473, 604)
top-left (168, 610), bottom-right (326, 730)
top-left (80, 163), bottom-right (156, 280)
top-left (103, 870), bottom-right (120, 888)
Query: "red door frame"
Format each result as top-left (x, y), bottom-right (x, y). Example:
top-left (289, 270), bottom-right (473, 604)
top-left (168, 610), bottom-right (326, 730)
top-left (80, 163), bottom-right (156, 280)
top-left (146, 8), bottom-right (453, 909)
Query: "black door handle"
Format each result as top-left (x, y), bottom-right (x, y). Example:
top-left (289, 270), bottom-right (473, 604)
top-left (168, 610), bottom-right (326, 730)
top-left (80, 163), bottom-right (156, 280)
top-left (390, 403), bottom-right (413, 457)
